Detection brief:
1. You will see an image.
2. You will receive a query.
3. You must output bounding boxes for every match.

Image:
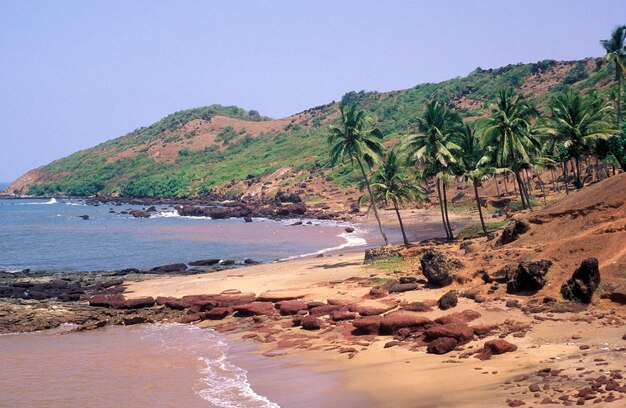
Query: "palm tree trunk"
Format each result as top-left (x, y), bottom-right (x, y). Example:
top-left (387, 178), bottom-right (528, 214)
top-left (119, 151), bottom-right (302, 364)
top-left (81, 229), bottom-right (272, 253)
top-left (392, 198), bottom-right (409, 246)
top-left (617, 61), bottom-right (622, 127)
top-left (514, 170), bottom-right (527, 209)
top-left (436, 178), bottom-right (450, 239)
top-left (495, 175), bottom-right (500, 197)
top-left (442, 181), bottom-right (454, 239)
top-left (574, 156), bottom-right (582, 189)
top-left (357, 158), bottom-right (389, 245)
top-left (525, 169), bottom-right (533, 192)
top-left (503, 174), bottom-right (509, 196)
top-left (473, 177), bottom-right (487, 234)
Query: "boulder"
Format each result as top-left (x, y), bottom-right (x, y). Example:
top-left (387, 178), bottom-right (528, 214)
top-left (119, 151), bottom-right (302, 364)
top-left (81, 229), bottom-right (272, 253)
top-left (427, 337), bottom-right (459, 354)
top-left (364, 247), bottom-right (401, 264)
top-left (388, 283), bottom-right (418, 293)
top-left (420, 249), bottom-right (463, 287)
top-left (380, 311), bottom-right (433, 334)
top-left (354, 303), bottom-right (396, 316)
top-left (437, 291), bottom-right (458, 310)
top-left (401, 302), bottom-right (432, 312)
top-left (301, 316), bottom-right (322, 330)
top-left (276, 300), bottom-right (308, 315)
top-left (506, 260), bottom-right (552, 294)
top-left (476, 339), bottom-right (518, 360)
top-left (497, 219), bottom-right (530, 246)
top-left (434, 310), bottom-right (481, 325)
top-left (352, 316), bottom-right (383, 335)
top-left (424, 322), bottom-right (474, 343)
top-left (150, 263), bottom-right (188, 273)
top-left (88, 294), bottom-right (125, 308)
top-left (205, 307), bottom-right (230, 320)
top-left (344, 227), bottom-right (355, 233)
top-left (330, 310), bottom-right (356, 322)
top-left (121, 296), bottom-right (155, 309)
top-left (309, 304), bottom-right (341, 317)
top-left (233, 302), bottom-right (276, 316)
top-left (130, 209), bottom-right (151, 218)
top-left (560, 258), bottom-right (601, 304)
top-left (211, 293), bottom-right (256, 307)
top-left (188, 259), bottom-right (220, 266)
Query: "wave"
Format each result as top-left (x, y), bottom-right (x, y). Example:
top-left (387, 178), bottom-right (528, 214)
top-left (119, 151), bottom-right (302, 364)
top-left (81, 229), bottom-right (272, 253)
top-left (282, 225), bottom-right (368, 260)
top-left (19, 198), bottom-right (58, 205)
top-left (140, 324), bottom-right (279, 408)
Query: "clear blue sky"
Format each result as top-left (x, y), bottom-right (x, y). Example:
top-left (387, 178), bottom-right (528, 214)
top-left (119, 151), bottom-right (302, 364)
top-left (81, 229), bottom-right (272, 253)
top-left (1, 0), bottom-right (624, 182)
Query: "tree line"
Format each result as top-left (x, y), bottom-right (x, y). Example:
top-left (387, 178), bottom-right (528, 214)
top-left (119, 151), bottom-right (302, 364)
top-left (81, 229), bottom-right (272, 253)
top-left (328, 26), bottom-right (626, 246)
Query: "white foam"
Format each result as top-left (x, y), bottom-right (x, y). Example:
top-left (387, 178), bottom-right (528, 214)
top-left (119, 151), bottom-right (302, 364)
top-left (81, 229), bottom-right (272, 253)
top-left (20, 198), bottom-right (57, 205)
top-left (281, 224), bottom-right (368, 260)
top-left (139, 324), bottom-right (279, 408)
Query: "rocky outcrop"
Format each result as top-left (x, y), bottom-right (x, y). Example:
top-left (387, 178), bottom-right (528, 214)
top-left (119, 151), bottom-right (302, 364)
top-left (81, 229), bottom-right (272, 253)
top-left (506, 260), bottom-right (552, 294)
top-left (561, 258), bottom-right (601, 304)
top-left (130, 209), bottom-right (151, 218)
top-left (496, 219), bottom-right (530, 246)
top-left (420, 249), bottom-right (463, 287)
top-left (150, 263), bottom-right (188, 273)
top-left (188, 259), bottom-right (220, 266)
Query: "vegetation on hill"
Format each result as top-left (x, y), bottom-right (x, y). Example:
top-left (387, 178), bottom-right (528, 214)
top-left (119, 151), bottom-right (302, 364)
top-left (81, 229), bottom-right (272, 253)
top-left (10, 34), bottom-right (626, 203)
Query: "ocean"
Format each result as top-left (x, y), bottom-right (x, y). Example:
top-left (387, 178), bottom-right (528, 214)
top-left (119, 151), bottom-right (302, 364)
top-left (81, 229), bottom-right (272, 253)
top-left (0, 197), bottom-right (367, 272)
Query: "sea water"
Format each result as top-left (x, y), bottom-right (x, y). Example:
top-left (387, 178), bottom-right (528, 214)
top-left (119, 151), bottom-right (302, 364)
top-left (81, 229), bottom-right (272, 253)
top-left (0, 198), bottom-right (367, 272)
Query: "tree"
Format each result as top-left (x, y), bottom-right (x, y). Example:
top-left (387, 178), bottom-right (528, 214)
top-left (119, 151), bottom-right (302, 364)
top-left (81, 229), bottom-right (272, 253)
top-left (360, 150), bottom-right (426, 245)
top-left (601, 25), bottom-right (626, 126)
top-left (403, 101), bottom-right (462, 239)
top-left (453, 124), bottom-right (492, 234)
top-left (480, 89), bottom-right (539, 209)
top-left (541, 91), bottom-right (617, 188)
top-left (328, 104), bottom-right (389, 245)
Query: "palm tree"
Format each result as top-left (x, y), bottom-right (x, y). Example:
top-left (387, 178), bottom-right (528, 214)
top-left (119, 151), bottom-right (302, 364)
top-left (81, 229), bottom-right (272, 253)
top-left (360, 150), bottom-right (426, 245)
top-left (328, 104), bottom-right (390, 245)
top-left (403, 101), bottom-right (462, 239)
top-left (601, 25), bottom-right (626, 126)
top-left (540, 91), bottom-right (617, 188)
top-left (480, 89), bottom-right (539, 210)
top-left (454, 124), bottom-right (492, 234)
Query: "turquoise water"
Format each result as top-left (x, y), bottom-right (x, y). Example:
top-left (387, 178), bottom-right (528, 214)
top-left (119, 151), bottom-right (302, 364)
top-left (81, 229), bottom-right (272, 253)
top-left (0, 198), bottom-right (365, 272)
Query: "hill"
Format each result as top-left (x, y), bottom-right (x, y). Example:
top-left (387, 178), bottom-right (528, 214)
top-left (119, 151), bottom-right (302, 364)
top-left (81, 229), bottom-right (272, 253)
top-left (6, 57), bottom-right (617, 202)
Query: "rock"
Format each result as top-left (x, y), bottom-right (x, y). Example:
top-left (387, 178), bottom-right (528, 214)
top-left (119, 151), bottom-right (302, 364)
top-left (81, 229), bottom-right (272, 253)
top-left (129, 209), bottom-right (151, 218)
top-left (309, 304), bottom-right (341, 317)
top-left (205, 307), bottom-right (230, 320)
top-left (256, 290), bottom-right (306, 302)
top-left (434, 310), bottom-right (481, 325)
top-left (425, 322), bottom-right (474, 344)
top-left (233, 302), bottom-right (276, 316)
top-left (122, 296), bottom-right (155, 309)
top-left (210, 293), bottom-right (256, 307)
top-left (476, 340), bottom-right (518, 360)
top-left (330, 310), bottom-right (356, 321)
top-left (352, 316), bottom-right (382, 335)
top-left (219, 260), bottom-right (235, 266)
top-left (188, 259), bottom-right (220, 266)
top-left (78, 215), bottom-right (89, 220)
top-left (123, 316), bottom-right (148, 325)
top-left (354, 303), bottom-right (396, 316)
top-left (560, 258), bottom-right (601, 304)
top-left (420, 249), bottom-right (463, 287)
top-left (427, 337), bottom-right (459, 354)
top-left (474, 295), bottom-right (487, 303)
top-left (384, 341), bottom-right (402, 348)
top-left (243, 216), bottom-right (253, 223)
top-left (506, 299), bottom-right (520, 308)
top-left (276, 300), bottom-right (308, 315)
top-left (344, 226), bottom-right (355, 233)
top-left (244, 259), bottom-right (260, 265)
top-left (368, 287), bottom-right (388, 299)
top-left (150, 263), bottom-right (188, 273)
top-left (402, 302), bottom-right (432, 312)
top-left (364, 247), bottom-right (401, 264)
top-left (380, 311), bottom-right (433, 334)
top-left (301, 316), bottom-right (322, 330)
top-left (88, 294), bottom-right (125, 308)
top-left (437, 291), bottom-right (458, 310)
top-left (497, 219), bottom-right (530, 246)
top-left (399, 277), bottom-right (417, 284)
top-left (506, 260), bottom-right (552, 294)
top-left (388, 283), bottom-right (418, 293)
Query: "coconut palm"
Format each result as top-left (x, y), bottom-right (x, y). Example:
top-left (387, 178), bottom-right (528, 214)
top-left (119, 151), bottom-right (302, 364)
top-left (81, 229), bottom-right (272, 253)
top-left (453, 124), bottom-right (492, 234)
top-left (328, 104), bottom-right (389, 245)
top-left (601, 25), bottom-right (626, 126)
top-left (480, 89), bottom-right (539, 209)
top-left (540, 91), bottom-right (617, 188)
top-left (403, 101), bottom-right (462, 239)
top-left (360, 150), bottom-right (426, 245)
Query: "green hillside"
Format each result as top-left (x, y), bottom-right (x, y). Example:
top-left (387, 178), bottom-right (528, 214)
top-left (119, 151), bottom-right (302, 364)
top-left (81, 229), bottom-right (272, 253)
top-left (11, 57), bottom-right (618, 198)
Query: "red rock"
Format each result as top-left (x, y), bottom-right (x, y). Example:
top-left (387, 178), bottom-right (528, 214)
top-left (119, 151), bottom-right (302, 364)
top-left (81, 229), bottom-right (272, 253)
top-left (384, 340), bottom-right (402, 348)
top-left (89, 294), bottom-right (125, 308)
top-left (425, 322), bottom-right (475, 343)
top-left (189, 299), bottom-right (217, 313)
top-left (435, 310), bottom-right (481, 325)
top-left (256, 291), bottom-right (304, 302)
top-left (177, 313), bottom-right (202, 324)
top-left (477, 339), bottom-right (518, 360)
top-left (368, 287), bottom-right (388, 299)
top-left (352, 316), bottom-right (383, 334)
top-left (301, 316), bottom-right (322, 330)
top-left (211, 293), bottom-right (256, 307)
top-left (309, 304), bottom-right (341, 317)
top-left (401, 302), bottom-right (432, 312)
top-left (427, 337), bottom-right (458, 354)
top-left (354, 303), bottom-right (396, 316)
top-left (121, 296), bottom-right (155, 309)
top-left (330, 310), bottom-right (356, 321)
top-left (205, 307), bottom-right (230, 320)
top-left (380, 311), bottom-right (433, 334)
top-left (327, 298), bottom-right (356, 308)
top-left (276, 300), bottom-right (308, 315)
top-left (234, 302), bottom-right (276, 316)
